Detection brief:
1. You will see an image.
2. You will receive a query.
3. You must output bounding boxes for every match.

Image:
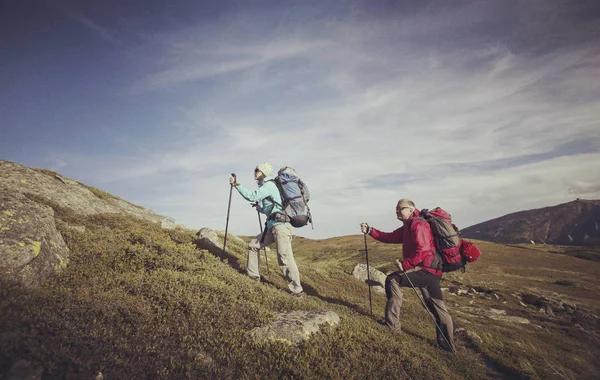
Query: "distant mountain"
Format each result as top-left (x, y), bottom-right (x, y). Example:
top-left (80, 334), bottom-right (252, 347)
top-left (461, 199), bottom-right (600, 245)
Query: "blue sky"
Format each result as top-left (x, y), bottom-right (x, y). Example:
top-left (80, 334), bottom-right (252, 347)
top-left (2, 0), bottom-right (600, 239)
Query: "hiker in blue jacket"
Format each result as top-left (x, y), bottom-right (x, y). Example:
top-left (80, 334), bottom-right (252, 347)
top-left (229, 162), bottom-right (304, 297)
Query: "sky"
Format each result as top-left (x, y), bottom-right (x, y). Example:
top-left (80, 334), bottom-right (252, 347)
top-left (1, 0), bottom-right (600, 239)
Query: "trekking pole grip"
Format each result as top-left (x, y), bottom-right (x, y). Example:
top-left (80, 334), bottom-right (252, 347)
top-left (231, 173), bottom-right (236, 186)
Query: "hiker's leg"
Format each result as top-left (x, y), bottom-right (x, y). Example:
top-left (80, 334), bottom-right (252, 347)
top-left (428, 296), bottom-right (455, 352)
top-left (247, 231), bottom-right (273, 278)
top-left (422, 279), bottom-right (455, 352)
top-left (273, 223), bottom-right (302, 293)
top-left (384, 272), bottom-right (404, 331)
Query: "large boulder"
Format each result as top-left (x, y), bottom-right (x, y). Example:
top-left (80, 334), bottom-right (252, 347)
top-left (250, 310), bottom-right (340, 345)
top-left (351, 264), bottom-right (387, 293)
top-left (0, 191), bottom-right (69, 287)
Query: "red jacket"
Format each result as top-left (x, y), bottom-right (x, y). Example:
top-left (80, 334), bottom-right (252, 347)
top-left (369, 209), bottom-right (442, 276)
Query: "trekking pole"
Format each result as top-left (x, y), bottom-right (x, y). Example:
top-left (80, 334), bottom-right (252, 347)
top-left (256, 205), bottom-right (269, 275)
top-left (363, 233), bottom-right (373, 315)
top-left (401, 264), bottom-right (457, 356)
top-left (223, 173), bottom-right (235, 256)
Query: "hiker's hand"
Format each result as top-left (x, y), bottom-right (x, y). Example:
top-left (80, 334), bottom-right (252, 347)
top-left (395, 259), bottom-right (404, 271)
top-left (251, 203), bottom-right (259, 209)
top-left (229, 175), bottom-right (237, 186)
top-left (360, 222), bottom-right (370, 234)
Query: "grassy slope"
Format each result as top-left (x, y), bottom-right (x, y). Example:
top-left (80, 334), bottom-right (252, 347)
top-left (1, 198), bottom-right (599, 379)
top-left (293, 235), bottom-right (600, 379)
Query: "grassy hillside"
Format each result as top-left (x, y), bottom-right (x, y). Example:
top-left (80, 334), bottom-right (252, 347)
top-left (1, 197), bottom-right (599, 378)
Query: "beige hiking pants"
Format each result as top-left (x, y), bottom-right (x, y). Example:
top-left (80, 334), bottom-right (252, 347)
top-left (247, 223), bottom-right (303, 294)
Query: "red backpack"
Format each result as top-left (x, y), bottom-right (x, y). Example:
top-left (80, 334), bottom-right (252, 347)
top-left (418, 208), bottom-right (481, 272)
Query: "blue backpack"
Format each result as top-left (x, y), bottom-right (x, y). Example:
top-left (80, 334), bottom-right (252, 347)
top-left (268, 167), bottom-right (313, 228)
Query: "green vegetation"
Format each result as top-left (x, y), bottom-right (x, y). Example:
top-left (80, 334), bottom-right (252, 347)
top-left (1, 199), bottom-right (599, 378)
top-left (81, 184), bottom-right (121, 201)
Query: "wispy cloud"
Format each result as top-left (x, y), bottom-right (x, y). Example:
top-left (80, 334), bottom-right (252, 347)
top-left (66, 9), bottom-right (123, 46)
top-left (34, 1), bottom-right (600, 238)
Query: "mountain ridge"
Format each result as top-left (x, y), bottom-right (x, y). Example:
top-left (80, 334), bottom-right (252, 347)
top-left (461, 198), bottom-right (600, 245)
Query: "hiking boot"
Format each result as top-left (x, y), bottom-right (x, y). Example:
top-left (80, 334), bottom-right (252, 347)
top-left (250, 276), bottom-right (261, 282)
top-left (290, 291), bottom-right (305, 298)
top-left (378, 319), bottom-right (401, 333)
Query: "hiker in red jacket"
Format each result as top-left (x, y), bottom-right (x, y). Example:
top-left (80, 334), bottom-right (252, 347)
top-left (361, 198), bottom-right (455, 352)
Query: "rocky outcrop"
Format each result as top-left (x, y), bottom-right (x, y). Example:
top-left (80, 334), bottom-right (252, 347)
top-left (249, 310), bottom-right (340, 345)
top-left (0, 160), bottom-right (175, 229)
top-left (0, 191), bottom-right (69, 287)
top-left (351, 264), bottom-right (386, 293)
top-left (0, 159), bottom-right (183, 287)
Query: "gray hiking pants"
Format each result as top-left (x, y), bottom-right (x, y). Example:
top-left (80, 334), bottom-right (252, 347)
top-left (385, 268), bottom-right (455, 352)
top-left (247, 223), bottom-right (303, 294)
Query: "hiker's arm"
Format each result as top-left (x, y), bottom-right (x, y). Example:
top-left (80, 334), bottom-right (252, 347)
top-left (402, 219), bottom-right (433, 270)
top-left (235, 183), bottom-right (273, 203)
top-left (369, 227), bottom-right (404, 243)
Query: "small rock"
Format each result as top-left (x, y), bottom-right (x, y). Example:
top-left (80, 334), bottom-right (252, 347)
top-left (351, 264), bottom-right (387, 289)
top-left (196, 228), bottom-right (220, 247)
top-left (455, 327), bottom-right (482, 345)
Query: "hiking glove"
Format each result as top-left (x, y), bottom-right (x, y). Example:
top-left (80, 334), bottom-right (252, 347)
top-left (360, 223), bottom-right (372, 234)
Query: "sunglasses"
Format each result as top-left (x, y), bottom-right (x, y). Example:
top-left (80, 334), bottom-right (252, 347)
top-left (254, 168), bottom-right (260, 173)
top-left (396, 206), bottom-right (413, 212)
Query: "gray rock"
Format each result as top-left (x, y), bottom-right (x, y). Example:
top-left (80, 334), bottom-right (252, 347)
top-left (196, 228), bottom-right (221, 248)
top-left (0, 192), bottom-right (69, 288)
top-left (250, 310), bottom-right (340, 345)
top-left (455, 327), bottom-right (482, 345)
top-left (351, 264), bottom-right (387, 293)
top-left (4, 359), bottom-right (44, 380)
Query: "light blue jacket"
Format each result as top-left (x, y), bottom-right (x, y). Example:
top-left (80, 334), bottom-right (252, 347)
top-left (235, 177), bottom-right (284, 231)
